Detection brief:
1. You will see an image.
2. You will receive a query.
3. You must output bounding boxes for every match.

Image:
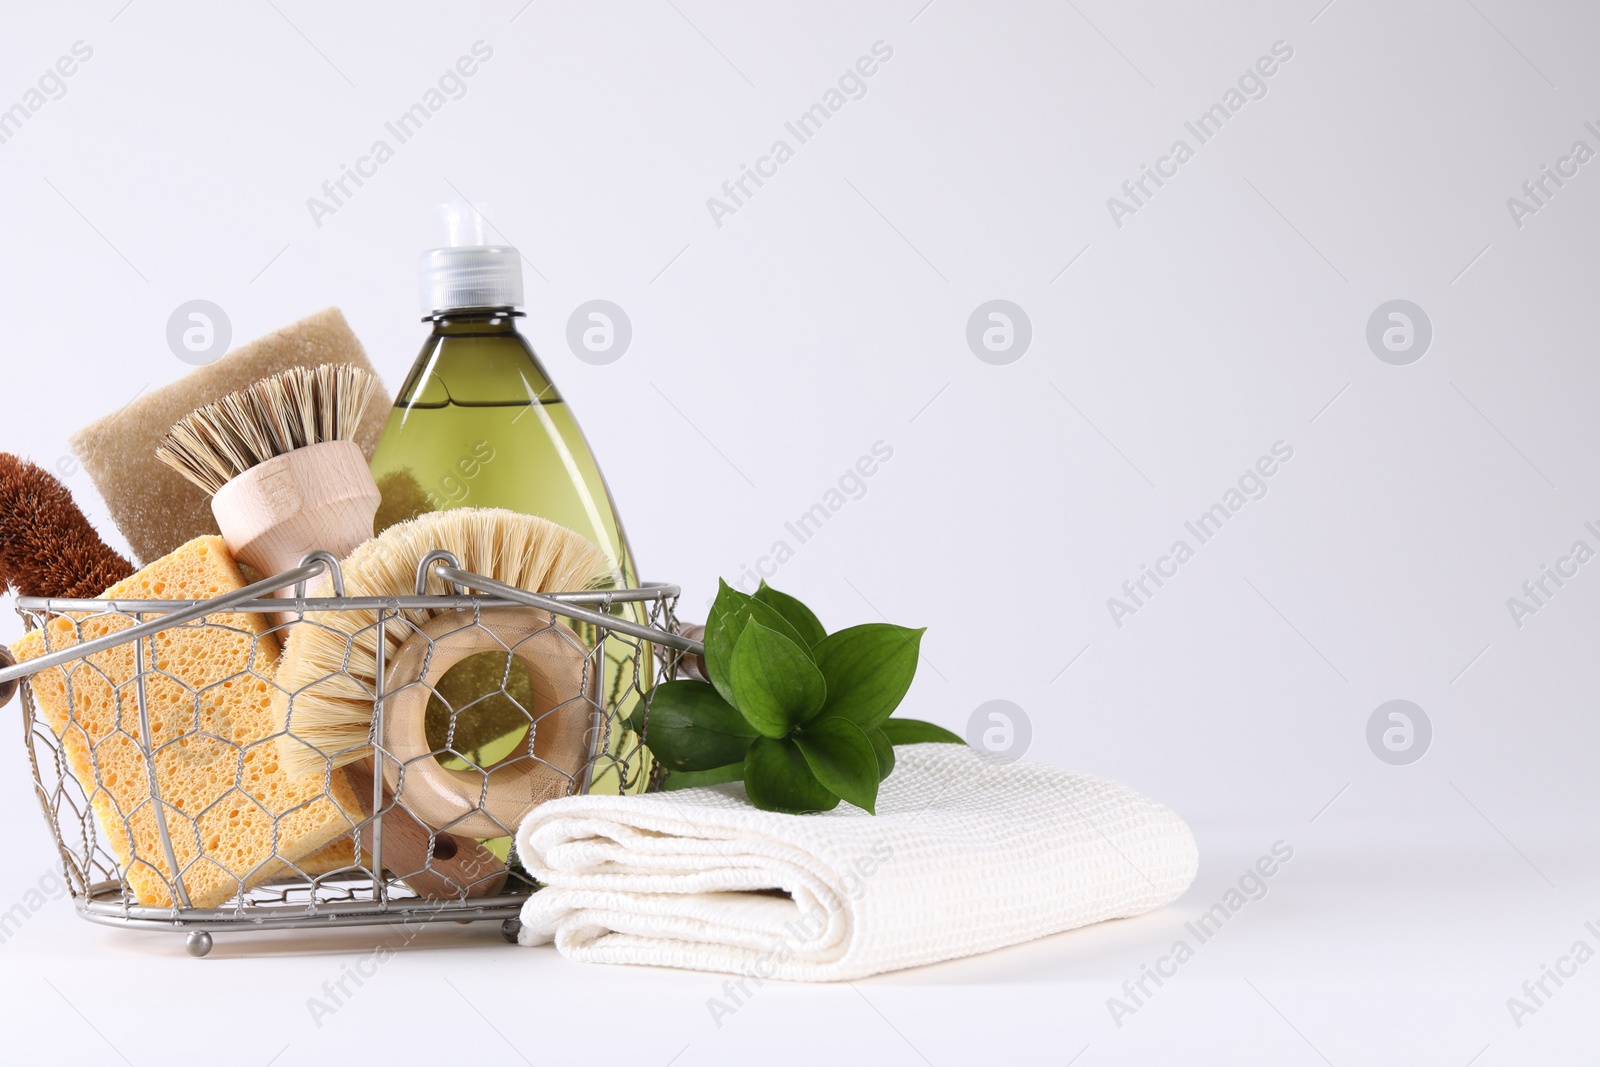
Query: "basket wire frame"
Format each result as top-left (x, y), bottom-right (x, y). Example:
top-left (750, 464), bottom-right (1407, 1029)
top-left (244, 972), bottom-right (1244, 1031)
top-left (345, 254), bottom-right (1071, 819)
top-left (7, 553), bottom-right (693, 949)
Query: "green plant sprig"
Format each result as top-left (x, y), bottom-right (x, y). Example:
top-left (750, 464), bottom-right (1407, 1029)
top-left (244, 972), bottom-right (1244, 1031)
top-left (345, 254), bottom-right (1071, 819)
top-left (632, 579), bottom-right (961, 814)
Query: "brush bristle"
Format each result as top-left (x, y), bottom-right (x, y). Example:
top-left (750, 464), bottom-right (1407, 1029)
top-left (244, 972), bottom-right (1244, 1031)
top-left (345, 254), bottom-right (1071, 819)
top-left (0, 454), bottom-right (134, 599)
top-left (155, 364), bottom-right (378, 496)
top-left (273, 509), bottom-right (616, 780)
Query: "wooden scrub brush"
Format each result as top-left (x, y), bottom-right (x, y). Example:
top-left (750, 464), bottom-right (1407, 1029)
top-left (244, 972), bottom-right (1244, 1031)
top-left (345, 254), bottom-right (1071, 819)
top-left (273, 508), bottom-right (613, 838)
top-left (155, 363), bottom-right (380, 594)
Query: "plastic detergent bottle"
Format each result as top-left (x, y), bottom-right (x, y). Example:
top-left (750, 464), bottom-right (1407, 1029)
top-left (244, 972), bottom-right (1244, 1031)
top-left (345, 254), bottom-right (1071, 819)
top-left (369, 201), bottom-right (646, 795)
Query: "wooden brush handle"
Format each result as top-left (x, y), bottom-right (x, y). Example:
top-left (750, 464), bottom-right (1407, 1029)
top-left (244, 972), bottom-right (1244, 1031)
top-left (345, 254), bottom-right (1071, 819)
top-left (0, 644), bottom-right (16, 708)
top-left (675, 623), bottom-right (708, 681)
top-left (342, 761), bottom-right (508, 900)
top-left (210, 440), bottom-right (379, 594)
top-left (381, 608), bottom-right (599, 839)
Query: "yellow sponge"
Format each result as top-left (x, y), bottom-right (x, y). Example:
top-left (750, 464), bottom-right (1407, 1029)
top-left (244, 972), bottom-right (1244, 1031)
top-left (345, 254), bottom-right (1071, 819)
top-left (12, 536), bottom-right (361, 909)
top-left (71, 308), bottom-right (388, 566)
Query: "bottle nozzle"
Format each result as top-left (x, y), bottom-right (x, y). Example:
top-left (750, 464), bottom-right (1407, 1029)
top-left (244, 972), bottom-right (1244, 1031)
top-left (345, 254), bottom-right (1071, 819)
top-left (421, 200), bottom-right (523, 315)
top-left (439, 199), bottom-right (490, 247)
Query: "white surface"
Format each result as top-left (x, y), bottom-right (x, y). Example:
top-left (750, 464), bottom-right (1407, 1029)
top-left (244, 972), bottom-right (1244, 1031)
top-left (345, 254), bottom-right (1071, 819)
top-left (2, 820), bottom-right (1595, 1065)
top-left (0, 0), bottom-right (1596, 1061)
top-left (517, 745), bottom-right (1197, 980)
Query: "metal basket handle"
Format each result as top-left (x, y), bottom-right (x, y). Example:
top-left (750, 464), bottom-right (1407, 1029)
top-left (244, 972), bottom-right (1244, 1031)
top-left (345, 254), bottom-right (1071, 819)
top-left (426, 562), bottom-right (701, 654)
top-left (0, 554), bottom-right (705, 705)
top-left (0, 559), bottom-right (330, 698)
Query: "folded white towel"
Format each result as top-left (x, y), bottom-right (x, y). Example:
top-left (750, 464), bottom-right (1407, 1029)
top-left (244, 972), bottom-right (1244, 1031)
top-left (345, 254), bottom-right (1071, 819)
top-left (516, 743), bottom-right (1197, 981)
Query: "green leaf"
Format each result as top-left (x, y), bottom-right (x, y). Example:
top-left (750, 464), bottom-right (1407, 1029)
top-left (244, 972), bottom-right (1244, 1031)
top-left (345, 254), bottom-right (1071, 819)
top-left (634, 680), bottom-right (757, 771)
top-left (743, 737), bottom-right (840, 814)
top-left (753, 581), bottom-right (826, 649)
top-left (728, 619), bottom-right (827, 738)
top-left (867, 726), bottom-right (895, 782)
top-left (661, 763), bottom-right (746, 791)
top-left (704, 580), bottom-right (809, 705)
top-left (879, 717), bottom-right (964, 746)
top-left (794, 717), bottom-right (880, 814)
top-left (812, 624), bottom-right (925, 729)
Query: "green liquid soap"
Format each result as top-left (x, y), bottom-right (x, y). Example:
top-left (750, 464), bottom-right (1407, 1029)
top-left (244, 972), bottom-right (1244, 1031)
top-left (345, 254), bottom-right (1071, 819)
top-left (372, 210), bottom-right (652, 798)
top-left (370, 311), bottom-right (636, 582)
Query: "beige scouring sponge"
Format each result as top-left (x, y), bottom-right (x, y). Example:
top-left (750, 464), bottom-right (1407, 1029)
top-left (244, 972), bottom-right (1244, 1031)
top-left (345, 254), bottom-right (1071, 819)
top-left (71, 308), bottom-right (389, 566)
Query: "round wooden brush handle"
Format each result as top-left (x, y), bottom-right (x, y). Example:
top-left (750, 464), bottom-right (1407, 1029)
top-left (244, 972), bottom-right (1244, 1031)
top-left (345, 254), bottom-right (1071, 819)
top-left (210, 440), bottom-right (379, 593)
top-left (341, 761), bottom-right (508, 900)
top-left (380, 608), bottom-right (599, 839)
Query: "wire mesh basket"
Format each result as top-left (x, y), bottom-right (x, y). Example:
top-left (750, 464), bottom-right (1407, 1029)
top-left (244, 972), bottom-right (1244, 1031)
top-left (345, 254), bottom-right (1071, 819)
top-left (0, 552), bottom-right (697, 956)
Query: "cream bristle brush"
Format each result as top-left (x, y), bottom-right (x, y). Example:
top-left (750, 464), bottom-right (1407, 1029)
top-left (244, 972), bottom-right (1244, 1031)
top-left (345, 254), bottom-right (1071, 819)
top-left (274, 507), bottom-right (612, 773)
top-left (155, 363), bottom-right (380, 597)
top-left (273, 508), bottom-right (612, 836)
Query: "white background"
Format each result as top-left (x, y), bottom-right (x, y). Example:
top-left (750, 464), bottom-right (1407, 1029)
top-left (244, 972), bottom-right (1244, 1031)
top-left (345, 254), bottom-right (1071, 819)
top-left (1, 0), bottom-right (1597, 1062)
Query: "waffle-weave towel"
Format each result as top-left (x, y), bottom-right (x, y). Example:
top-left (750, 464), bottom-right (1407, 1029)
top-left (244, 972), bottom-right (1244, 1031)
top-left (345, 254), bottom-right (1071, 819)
top-left (516, 743), bottom-right (1197, 981)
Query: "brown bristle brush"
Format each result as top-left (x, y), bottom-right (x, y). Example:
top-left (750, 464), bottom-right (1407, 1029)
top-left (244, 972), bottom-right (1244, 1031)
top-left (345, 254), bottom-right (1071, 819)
top-left (0, 455), bottom-right (133, 599)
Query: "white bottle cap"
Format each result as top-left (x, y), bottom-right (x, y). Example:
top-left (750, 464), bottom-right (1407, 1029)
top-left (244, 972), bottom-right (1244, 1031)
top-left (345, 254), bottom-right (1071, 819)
top-left (420, 200), bottom-right (524, 315)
